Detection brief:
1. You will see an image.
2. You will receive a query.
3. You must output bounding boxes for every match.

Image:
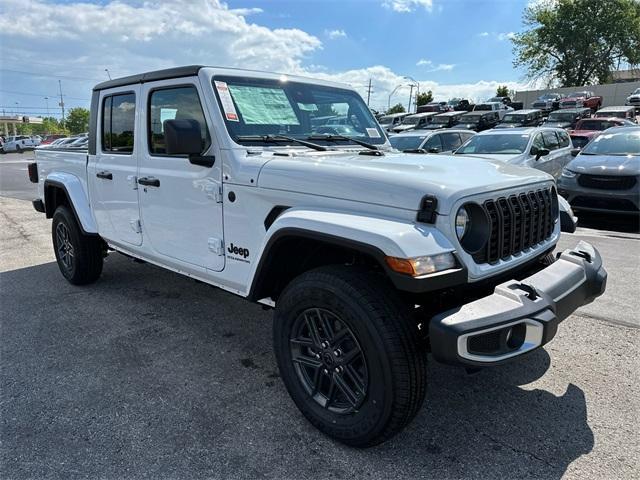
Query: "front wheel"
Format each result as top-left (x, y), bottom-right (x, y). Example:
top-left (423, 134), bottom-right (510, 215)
top-left (15, 144), bottom-right (22, 153)
top-left (273, 266), bottom-right (426, 447)
top-left (52, 205), bottom-right (104, 285)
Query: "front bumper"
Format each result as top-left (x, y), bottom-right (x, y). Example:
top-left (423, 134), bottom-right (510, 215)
top-left (557, 179), bottom-right (640, 215)
top-left (429, 241), bottom-right (606, 367)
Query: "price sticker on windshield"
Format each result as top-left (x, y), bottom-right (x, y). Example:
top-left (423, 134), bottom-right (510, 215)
top-left (366, 128), bottom-right (381, 138)
top-left (215, 81), bottom-right (239, 122)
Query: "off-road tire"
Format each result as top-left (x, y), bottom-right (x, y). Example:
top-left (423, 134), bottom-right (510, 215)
top-left (273, 266), bottom-right (427, 447)
top-left (52, 205), bottom-right (103, 285)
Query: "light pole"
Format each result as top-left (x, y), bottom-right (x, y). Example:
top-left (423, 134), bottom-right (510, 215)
top-left (404, 76), bottom-right (420, 113)
top-left (44, 97), bottom-right (50, 117)
top-left (387, 84), bottom-right (404, 111)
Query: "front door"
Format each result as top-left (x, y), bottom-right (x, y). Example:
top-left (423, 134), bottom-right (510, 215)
top-left (88, 87), bottom-right (142, 246)
top-left (137, 79), bottom-right (225, 272)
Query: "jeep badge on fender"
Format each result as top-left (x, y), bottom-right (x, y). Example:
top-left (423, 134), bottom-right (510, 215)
top-left (30, 65), bottom-right (607, 448)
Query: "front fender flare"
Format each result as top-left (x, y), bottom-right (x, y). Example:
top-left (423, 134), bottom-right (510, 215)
top-left (247, 208), bottom-right (463, 299)
top-left (44, 173), bottom-right (98, 234)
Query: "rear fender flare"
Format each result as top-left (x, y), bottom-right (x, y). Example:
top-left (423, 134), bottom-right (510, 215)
top-left (44, 173), bottom-right (98, 235)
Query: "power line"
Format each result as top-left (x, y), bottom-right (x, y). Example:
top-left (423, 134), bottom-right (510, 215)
top-left (0, 89), bottom-right (89, 101)
top-left (0, 68), bottom-right (102, 82)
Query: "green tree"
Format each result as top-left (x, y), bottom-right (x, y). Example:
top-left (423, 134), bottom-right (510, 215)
top-left (65, 107), bottom-right (90, 134)
top-left (386, 103), bottom-right (405, 114)
top-left (415, 90), bottom-right (433, 106)
top-left (496, 85), bottom-right (510, 97)
top-left (512, 0), bottom-right (640, 86)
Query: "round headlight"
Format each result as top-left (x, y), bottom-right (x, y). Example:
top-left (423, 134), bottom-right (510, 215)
top-left (455, 206), bottom-right (469, 240)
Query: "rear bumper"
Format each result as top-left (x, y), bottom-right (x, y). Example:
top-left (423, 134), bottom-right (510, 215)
top-left (429, 241), bottom-right (606, 367)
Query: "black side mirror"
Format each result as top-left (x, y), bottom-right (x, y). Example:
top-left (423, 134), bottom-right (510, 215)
top-left (531, 146), bottom-right (550, 159)
top-left (427, 147), bottom-right (440, 154)
top-left (571, 148), bottom-right (580, 157)
top-left (164, 119), bottom-right (214, 167)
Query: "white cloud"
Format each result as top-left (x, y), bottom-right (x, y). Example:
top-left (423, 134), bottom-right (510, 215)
top-left (478, 31), bottom-right (490, 37)
top-left (497, 32), bottom-right (516, 41)
top-left (325, 29), bottom-right (347, 39)
top-left (416, 59), bottom-right (455, 72)
top-left (382, 0), bottom-right (433, 13)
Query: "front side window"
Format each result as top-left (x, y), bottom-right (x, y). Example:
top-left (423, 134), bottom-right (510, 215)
top-left (102, 93), bottom-right (135, 153)
top-left (389, 135), bottom-right (427, 151)
top-left (423, 135), bottom-right (443, 152)
top-left (213, 76), bottom-right (385, 147)
top-left (440, 132), bottom-right (462, 151)
top-left (148, 86), bottom-right (210, 155)
top-left (542, 131), bottom-right (560, 150)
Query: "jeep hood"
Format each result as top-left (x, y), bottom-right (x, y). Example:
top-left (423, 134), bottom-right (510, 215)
top-left (258, 151), bottom-right (551, 214)
top-left (569, 154), bottom-right (640, 175)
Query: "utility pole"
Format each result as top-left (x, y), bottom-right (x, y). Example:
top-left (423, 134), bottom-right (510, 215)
top-left (44, 97), bottom-right (50, 117)
top-left (407, 84), bottom-right (414, 113)
top-left (58, 80), bottom-right (65, 128)
top-left (366, 78), bottom-right (372, 106)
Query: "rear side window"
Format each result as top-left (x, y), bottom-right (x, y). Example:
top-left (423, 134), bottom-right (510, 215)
top-left (557, 130), bottom-right (570, 148)
top-left (440, 132), bottom-right (462, 151)
top-left (148, 86), bottom-right (210, 156)
top-left (102, 93), bottom-right (136, 153)
top-left (542, 131), bottom-right (560, 150)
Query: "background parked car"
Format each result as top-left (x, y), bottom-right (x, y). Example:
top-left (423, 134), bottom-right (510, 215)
top-left (570, 132), bottom-right (600, 149)
top-left (487, 96), bottom-right (523, 111)
top-left (377, 113), bottom-right (408, 132)
top-left (569, 117), bottom-right (635, 137)
top-left (494, 109), bottom-right (544, 129)
top-left (0, 135), bottom-right (39, 153)
top-left (625, 87), bottom-right (640, 111)
top-left (544, 107), bottom-right (592, 129)
top-left (454, 126), bottom-right (573, 178)
top-left (531, 93), bottom-right (565, 113)
top-left (557, 126), bottom-right (639, 216)
top-left (389, 128), bottom-right (475, 154)
top-left (391, 112), bottom-right (437, 133)
top-left (417, 102), bottom-right (448, 113)
top-left (473, 101), bottom-right (513, 120)
top-left (39, 134), bottom-right (67, 146)
top-left (594, 106), bottom-right (636, 123)
top-left (422, 111), bottom-right (465, 130)
top-left (559, 91), bottom-right (603, 112)
top-left (457, 111), bottom-right (499, 131)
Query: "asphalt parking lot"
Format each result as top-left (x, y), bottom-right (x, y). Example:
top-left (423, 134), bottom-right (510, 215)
top-left (1, 152), bottom-right (639, 479)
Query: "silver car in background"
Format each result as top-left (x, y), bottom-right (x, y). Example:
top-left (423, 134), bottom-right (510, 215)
top-left (389, 128), bottom-right (476, 153)
top-left (557, 126), bottom-right (639, 216)
top-left (453, 127), bottom-right (574, 179)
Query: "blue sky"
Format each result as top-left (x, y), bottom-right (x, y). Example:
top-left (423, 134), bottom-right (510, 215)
top-left (0, 0), bottom-right (532, 117)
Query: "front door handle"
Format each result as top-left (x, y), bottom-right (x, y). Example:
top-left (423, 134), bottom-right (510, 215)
top-left (96, 171), bottom-right (113, 180)
top-left (138, 177), bottom-right (160, 187)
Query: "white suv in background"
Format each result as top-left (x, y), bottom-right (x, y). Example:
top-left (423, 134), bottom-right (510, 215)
top-left (454, 127), bottom-right (573, 179)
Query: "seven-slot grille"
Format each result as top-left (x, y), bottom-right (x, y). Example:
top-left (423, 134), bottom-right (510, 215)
top-left (577, 174), bottom-right (637, 190)
top-left (473, 187), bottom-right (555, 264)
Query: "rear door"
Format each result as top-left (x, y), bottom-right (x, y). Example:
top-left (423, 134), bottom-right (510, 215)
top-left (137, 78), bottom-right (224, 272)
top-left (541, 130), bottom-right (563, 178)
top-left (88, 87), bottom-right (142, 246)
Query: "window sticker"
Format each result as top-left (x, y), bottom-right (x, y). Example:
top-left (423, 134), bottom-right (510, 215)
top-left (215, 81), bottom-right (239, 122)
top-left (366, 128), bottom-right (381, 138)
top-left (227, 85), bottom-right (300, 125)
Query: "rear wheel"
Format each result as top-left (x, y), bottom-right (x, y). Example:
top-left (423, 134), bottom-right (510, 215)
top-left (273, 266), bottom-right (426, 447)
top-left (15, 144), bottom-right (22, 153)
top-left (52, 206), bottom-right (103, 285)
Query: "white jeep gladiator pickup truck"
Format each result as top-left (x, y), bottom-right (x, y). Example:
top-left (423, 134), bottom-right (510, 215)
top-left (29, 65), bottom-right (606, 447)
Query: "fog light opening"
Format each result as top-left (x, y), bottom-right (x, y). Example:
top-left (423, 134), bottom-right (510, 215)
top-left (505, 323), bottom-right (527, 350)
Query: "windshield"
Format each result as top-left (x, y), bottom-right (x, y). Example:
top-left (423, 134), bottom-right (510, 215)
top-left (487, 97), bottom-right (503, 103)
top-left (402, 116), bottom-right (421, 125)
top-left (461, 115), bottom-right (481, 124)
top-left (213, 76), bottom-right (385, 145)
top-left (539, 94), bottom-right (557, 100)
top-left (456, 133), bottom-right (529, 154)
top-left (548, 112), bottom-right (576, 122)
top-left (581, 130), bottom-right (639, 156)
top-left (389, 135), bottom-right (427, 151)
top-left (474, 104), bottom-right (493, 111)
top-left (633, 88), bottom-right (640, 95)
top-left (596, 111), bottom-right (625, 119)
top-left (433, 116), bottom-right (452, 124)
top-left (501, 114), bottom-right (524, 123)
top-left (576, 119), bottom-right (617, 131)
top-left (570, 135), bottom-right (592, 149)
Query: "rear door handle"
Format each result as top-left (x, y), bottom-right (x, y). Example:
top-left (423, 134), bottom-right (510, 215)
top-left (138, 177), bottom-right (160, 187)
top-left (96, 171), bottom-right (113, 180)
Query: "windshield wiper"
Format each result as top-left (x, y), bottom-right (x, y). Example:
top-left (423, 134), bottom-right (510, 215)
top-left (306, 134), bottom-right (379, 151)
top-left (235, 134), bottom-right (327, 151)
top-left (402, 148), bottom-right (426, 153)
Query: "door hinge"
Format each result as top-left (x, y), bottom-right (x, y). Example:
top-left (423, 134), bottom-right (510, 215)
top-left (130, 219), bottom-right (142, 233)
top-left (206, 184), bottom-right (223, 203)
top-left (208, 237), bottom-right (224, 255)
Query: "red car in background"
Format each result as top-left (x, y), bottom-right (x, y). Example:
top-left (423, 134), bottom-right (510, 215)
top-left (39, 134), bottom-right (66, 145)
top-left (569, 117), bottom-right (633, 137)
top-left (570, 131), bottom-right (599, 149)
top-left (559, 91), bottom-right (603, 112)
